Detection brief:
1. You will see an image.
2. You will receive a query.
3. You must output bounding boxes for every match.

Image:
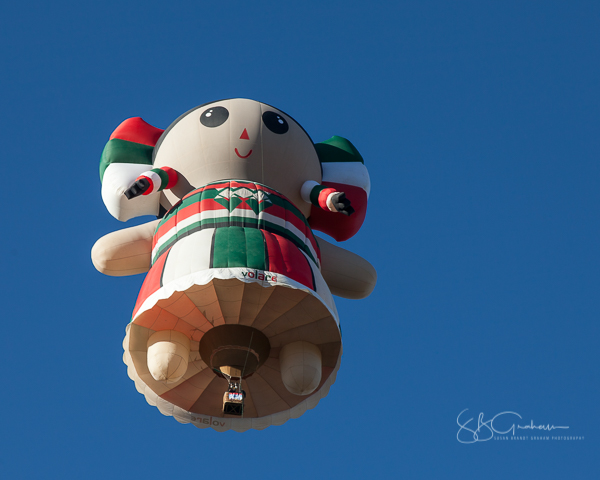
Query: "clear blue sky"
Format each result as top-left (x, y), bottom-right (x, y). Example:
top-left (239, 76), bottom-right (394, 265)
top-left (1, 1), bottom-right (598, 478)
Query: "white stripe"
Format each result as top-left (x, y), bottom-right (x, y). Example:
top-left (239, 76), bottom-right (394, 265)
top-left (153, 208), bottom-right (319, 265)
top-left (260, 212), bottom-right (319, 264)
top-left (145, 170), bottom-right (162, 194)
top-left (152, 211), bottom-right (217, 259)
top-left (102, 163), bottom-right (160, 222)
top-left (161, 230), bottom-right (215, 285)
top-left (133, 266), bottom-right (340, 326)
top-left (177, 211), bottom-right (204, 229)
top-left (299, 250), bottom-right (338, 320)
top-left (300, 180), bottom-right (320, 203)
top-left (321, 162), bottom-right (371, 198)
top-left (152, 223), bottom-right (178, 259)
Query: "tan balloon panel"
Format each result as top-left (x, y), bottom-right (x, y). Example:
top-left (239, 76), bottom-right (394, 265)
top-left (147, 330), bottom-right (191, 383)
top-left (123, 325), bottom-right (342, 431)
top-left (279, 341), bottom-right (323, 396)
top-left (125, 278), bottom-right (342, 420)
top-left (153, 99), bottom-right (322, 218)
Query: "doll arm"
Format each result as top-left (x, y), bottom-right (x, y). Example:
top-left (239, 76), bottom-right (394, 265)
top-left (317, 235), bottom-right (376, 299)
top-left (124, 166), bottom-right (178, 199)
top-left (91, 220), bottom-right (159, 276)
top-left (301, 180), bottom-right (355, 216)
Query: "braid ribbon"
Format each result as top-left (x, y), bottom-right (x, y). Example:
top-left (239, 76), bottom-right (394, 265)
top-left (134, 167), bottom-right (178, 195)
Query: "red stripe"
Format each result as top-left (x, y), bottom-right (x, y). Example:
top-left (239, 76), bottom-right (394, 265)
top-left (109, 117), bottom-right (164, 146)
top-left (309, 183), bottom-right (367, 242)
top-left (262, 203), bottom-right (308, 235)
top-left (263, 232), bottom-right (314, 290)
top-left (132, 246), bottom-right (172, 319)
top-left (155, 198), bottom-right (319, 260)
top-left (235, 200), bottom-right (254, 210)
top-left (180, 182), bottom-right (307, 227)
top-left (163, 166), bottom-right (178, 189)
top-left (154, 182), bottom-right (320, 263)
top-left (154, 198), bottom-right (228, 243)
top-left (318, 187), bottom-right (337, 210)
top-left (262, 203), bottom-right (319, 261)
top-left (139, 176), bottom-right (153, 195)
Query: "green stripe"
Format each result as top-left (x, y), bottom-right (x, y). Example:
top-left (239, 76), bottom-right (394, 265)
top-left (160, 200), bottom-right (182, 225)
top-left (225, 227), bottom-right (244, 267)
top-left (183, 183), bottom-right (309, 227)
top-left (315, 135), bottom-right (364, 164)
top-left (245, 228), bottom-right (267, 269)
top-left (99, 138), bottom-right (153, 182)
top-left (211, 227), bottom-right (266, 269)
top-left (156, 182), bottom-right (312, 233)
top-left (153, 216), bottom-right (317, 265)
top-left (152, 168), bottom-right (169, 190)
top-left (153, 181), bottom-right (321, 266)
top-left (309, 184), bottom-right (327, 206)
top-left (212, 228), bottom-right (230, 267)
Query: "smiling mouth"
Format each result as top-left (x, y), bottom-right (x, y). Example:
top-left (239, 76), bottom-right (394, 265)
top-left (235, 148), bottom-right (253, 159)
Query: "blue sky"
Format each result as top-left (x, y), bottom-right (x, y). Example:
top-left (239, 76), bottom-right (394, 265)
top-left (1, 1), bottom-right (598, 478)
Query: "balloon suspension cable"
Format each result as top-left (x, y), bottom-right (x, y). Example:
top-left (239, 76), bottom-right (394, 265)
top-left (240, 330), bottom-right (254, 379)
top-left (221, 370), bottom-right (238, 392)
top-left (260, 122), bottom-right (265, 184)
top-left (238, 330), bottom-right (254, 417)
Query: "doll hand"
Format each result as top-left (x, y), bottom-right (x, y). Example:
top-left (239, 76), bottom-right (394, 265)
top-left (327, 192), bottom-right (355, 216)
top-left (124, 177), bottom-right (151, 199)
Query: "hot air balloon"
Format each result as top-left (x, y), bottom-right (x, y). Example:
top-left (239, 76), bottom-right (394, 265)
top-left (92, 99), bottom-right (376, 431)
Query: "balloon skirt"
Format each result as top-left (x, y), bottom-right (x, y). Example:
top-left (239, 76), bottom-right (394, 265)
top-left (123, 229), bottom-right (342, 432)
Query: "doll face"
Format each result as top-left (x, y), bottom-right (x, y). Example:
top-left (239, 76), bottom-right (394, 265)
top-left (153, 98), bottom-right (322, 216)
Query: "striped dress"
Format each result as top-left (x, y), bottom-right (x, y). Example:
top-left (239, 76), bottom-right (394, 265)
top-left (123, 180), bottom-right (343, 431)
top-left (131, 180), bottom-right (337, 325)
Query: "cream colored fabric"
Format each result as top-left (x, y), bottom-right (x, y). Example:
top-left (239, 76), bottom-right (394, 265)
top-left (92, 220), bottom-right (158, 276)
top-left (317, 236), bottom-right (377, 299)
top-left (123, 324), bottom-right (342, 432)
top-left (279, 341), bottom-right (322, 396)
top-left (153, 99), bottom-right (322, 219)
top-left (160, 229), bottom-right (215, 285)
top-left (147, 330), bottom-right (191, 383)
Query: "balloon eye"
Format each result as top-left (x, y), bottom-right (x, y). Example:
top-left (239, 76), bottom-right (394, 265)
top-left (262, 111), bottom-right (289, 134)
top-left (200, 106), bottom-right (229, 127)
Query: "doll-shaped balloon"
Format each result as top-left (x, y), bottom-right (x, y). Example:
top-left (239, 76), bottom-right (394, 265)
top-left (92, 99), bottom-right (376, 431)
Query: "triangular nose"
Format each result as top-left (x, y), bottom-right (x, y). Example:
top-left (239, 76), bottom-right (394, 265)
top-left (240, 128), bottom-right (249, 140)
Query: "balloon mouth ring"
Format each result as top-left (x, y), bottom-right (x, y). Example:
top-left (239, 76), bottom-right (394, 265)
top-left (235, 148), bottom-right (252, 158)
top-left (199, 325), bottom-right (270, 379)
